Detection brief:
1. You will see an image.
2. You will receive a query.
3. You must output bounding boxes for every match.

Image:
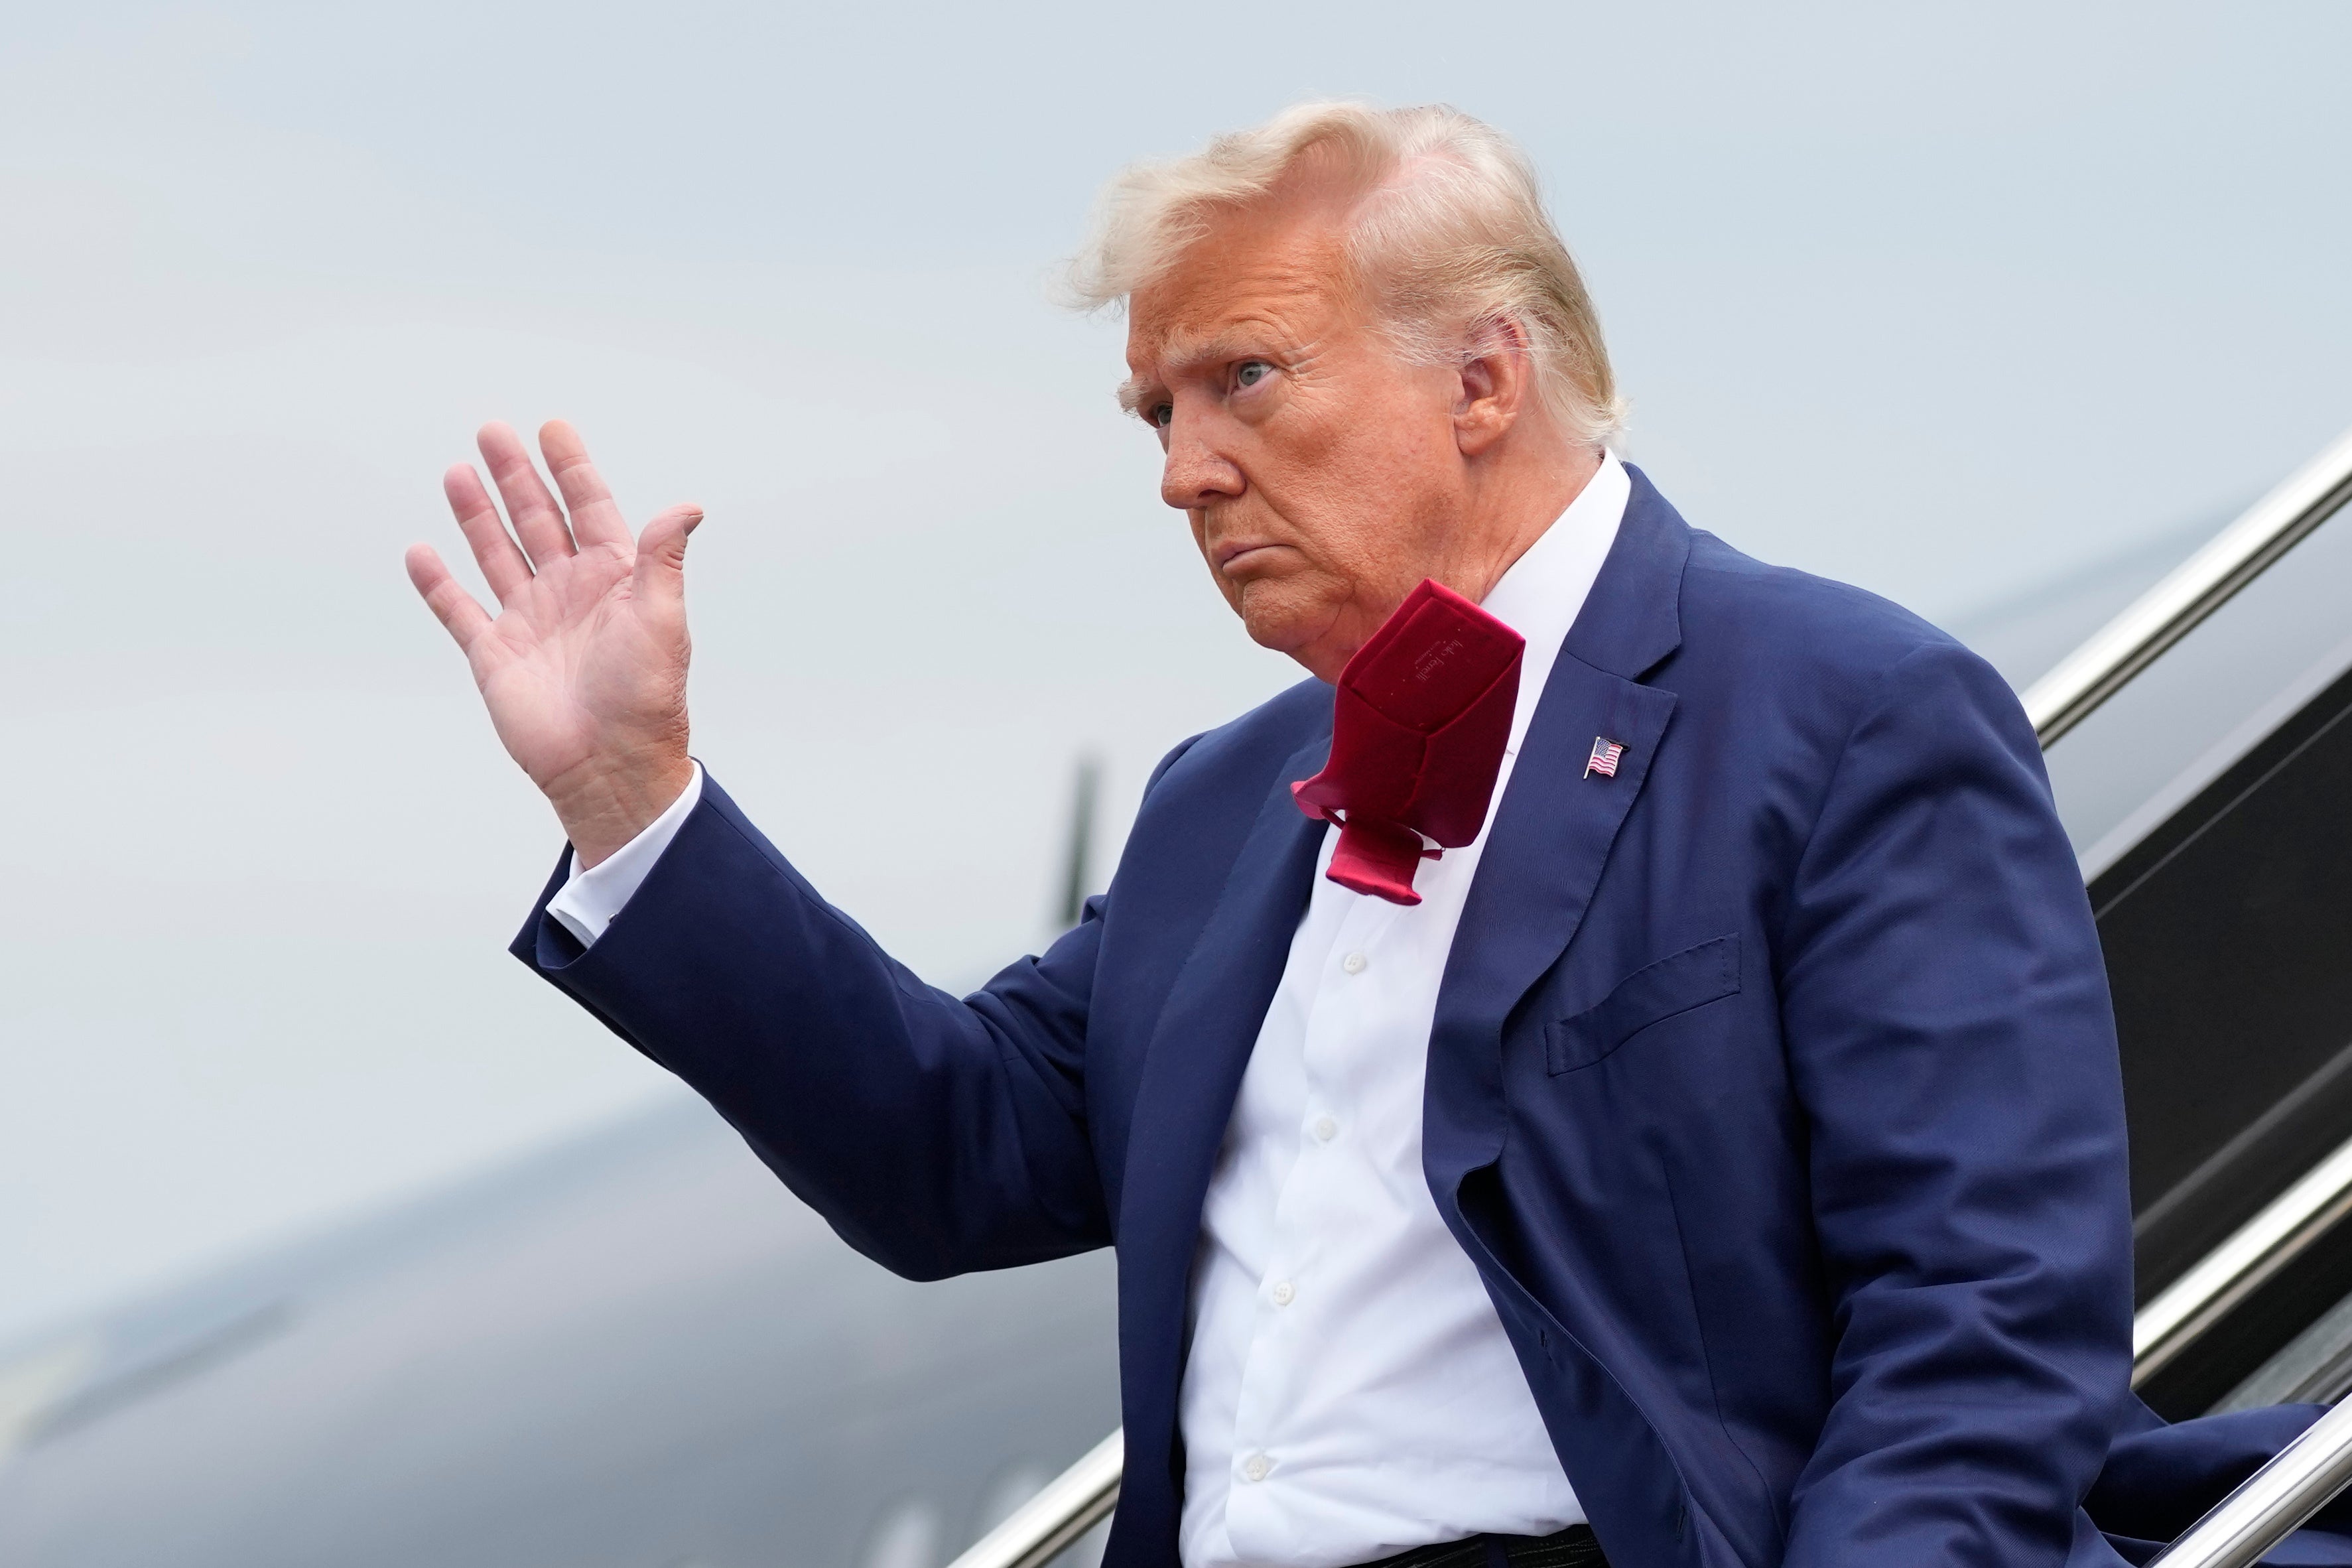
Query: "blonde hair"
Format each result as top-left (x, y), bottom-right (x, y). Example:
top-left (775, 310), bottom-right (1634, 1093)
top-left (1067, 100), bottom-right (1625, 448)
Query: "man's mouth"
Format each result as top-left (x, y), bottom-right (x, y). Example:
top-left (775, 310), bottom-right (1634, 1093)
top-left (1216, 541), bottom-right (1281, 574)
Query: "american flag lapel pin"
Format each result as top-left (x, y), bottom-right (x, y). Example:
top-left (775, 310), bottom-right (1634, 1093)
top-left (1585, 736), bottom-right (1626, 779)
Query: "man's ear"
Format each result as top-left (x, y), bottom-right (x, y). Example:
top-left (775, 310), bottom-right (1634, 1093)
top-left (1453, 318), bottom-right (1535, 458)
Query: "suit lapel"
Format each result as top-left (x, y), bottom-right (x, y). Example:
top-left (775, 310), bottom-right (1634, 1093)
top-left (1425, 466), bottom-right (1691, 1183)
top-left (1118, 728), bottom-right (1331, 1457)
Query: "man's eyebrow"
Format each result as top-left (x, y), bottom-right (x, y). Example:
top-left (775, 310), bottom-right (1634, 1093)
top-left (1113, 332), bottom-right (1272, 415)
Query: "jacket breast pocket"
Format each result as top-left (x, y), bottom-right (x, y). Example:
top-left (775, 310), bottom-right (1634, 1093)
top-left (1545, 934), bottom-right (1741, 1075)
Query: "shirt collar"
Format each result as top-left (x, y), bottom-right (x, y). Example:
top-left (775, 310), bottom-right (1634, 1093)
top-left (1478, 451), bottom-right (1632, 754)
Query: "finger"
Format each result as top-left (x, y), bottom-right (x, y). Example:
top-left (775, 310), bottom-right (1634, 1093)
top-left (477, 421), bottom-right (576, 567)
top-left (405, 543), bottom-right (495, 652)
top-left (631, 503), bottom-right (704, 617)
top-left (442, 463), bottom-right (533, 602)
top-left (538, 419), bottom-right (632, 550)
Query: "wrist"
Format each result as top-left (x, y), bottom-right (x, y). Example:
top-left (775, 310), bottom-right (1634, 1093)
top-left (550, 751), bottom-right (695, 870)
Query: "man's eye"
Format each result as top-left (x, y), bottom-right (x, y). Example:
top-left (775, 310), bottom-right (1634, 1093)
top-left (1149, 403), bottom-right (1173, 428)
top-left (1235, 360), bottom-right (1272, 388)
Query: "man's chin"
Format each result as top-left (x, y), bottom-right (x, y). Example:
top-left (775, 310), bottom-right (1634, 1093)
top-left (1236, 590), bottom-right (1350, 681)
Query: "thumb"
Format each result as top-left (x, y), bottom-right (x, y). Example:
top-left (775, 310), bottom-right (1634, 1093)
top-left (633, 503), bottom-right (703, 612)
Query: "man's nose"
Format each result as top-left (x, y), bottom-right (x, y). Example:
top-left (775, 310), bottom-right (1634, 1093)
top-left (1160, 415), bottom-right (1245, 511)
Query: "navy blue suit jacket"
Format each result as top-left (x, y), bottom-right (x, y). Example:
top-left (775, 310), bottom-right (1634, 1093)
top-left (513, 470), bottom-right (2323, 1566)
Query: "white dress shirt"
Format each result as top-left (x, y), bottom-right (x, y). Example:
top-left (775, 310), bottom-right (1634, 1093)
top-left (544, 455), bottom-right (1633, 1568)
top-left (1177, 454), bottom-right (1627, 1568)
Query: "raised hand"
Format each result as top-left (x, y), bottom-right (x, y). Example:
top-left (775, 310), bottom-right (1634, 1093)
top-left (406, 420), bottom-right (702, 868)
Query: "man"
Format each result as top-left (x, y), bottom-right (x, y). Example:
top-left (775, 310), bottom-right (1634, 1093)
top-left (405, 103), bottom-right (2331, 1567)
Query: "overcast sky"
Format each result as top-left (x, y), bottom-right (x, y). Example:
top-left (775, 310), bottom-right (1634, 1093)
top-left (4, 0), bottom-right (2349, 1344)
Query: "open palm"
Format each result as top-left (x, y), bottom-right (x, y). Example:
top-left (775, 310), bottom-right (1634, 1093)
top-left (406, 420), bottom-right (701, 866)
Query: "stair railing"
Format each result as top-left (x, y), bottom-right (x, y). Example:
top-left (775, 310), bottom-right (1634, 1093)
top-left (2023, 423), bottom-right (2352, 745)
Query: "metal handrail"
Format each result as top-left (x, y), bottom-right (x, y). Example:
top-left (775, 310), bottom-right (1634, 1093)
top-left (2134, 1134), bottom-right (2352, 1385)
top-left (2148, 1397), bottom-right (2352, 1568)
top-left (2022, 423), bottom-right (2352, 745)
top-left (945, 1429), bottom-right (1122, 1568)
top-left (947, 425), bottom-right (2352, 1568)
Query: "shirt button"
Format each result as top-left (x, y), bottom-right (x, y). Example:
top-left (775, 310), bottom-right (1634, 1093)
top-left (1312, 1116), bottom-right (1338, 1143)
top-left (1272, 1280), bottom-right (1295, 1307)
top-left (1242, 1453), bottom-right (1272, 1482)
top-left (1341, 951), bottom-right (1368, 975)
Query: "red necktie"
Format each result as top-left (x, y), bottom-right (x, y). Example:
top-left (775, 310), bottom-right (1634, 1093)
top-left (1290, 578), bottom-right (1525, 906)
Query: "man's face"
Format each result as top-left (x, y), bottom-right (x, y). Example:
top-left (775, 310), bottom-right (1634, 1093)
top-left (1123, 200), bottom-right (1467, 682)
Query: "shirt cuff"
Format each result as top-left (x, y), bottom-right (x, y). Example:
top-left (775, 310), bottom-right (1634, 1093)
top-left (544, 762), bottom-right (706, 949)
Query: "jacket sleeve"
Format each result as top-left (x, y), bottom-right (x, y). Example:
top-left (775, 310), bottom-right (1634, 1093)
top-left (1774, 639), bottom-right (2135, 1566)
top-left (509, 769), bottom-right (1115, 1281)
